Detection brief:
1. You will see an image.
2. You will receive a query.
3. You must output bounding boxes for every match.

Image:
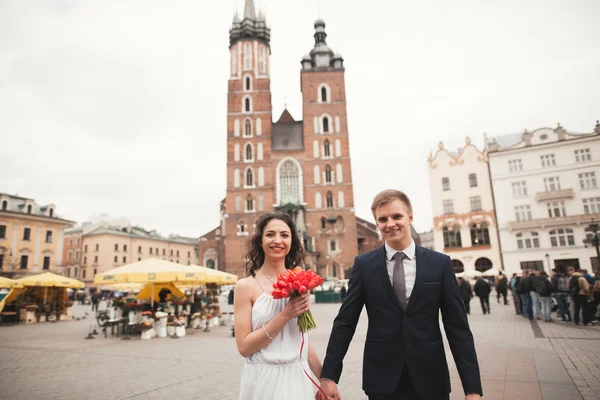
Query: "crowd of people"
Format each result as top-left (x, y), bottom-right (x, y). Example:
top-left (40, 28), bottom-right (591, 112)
top-left (456, 268), bottom-right (600, 325)
top-left (508, 267), bottom-right (600, 326)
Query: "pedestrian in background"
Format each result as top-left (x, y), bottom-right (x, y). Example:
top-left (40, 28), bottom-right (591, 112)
top-left (536, 271), bottom-right (553, 322)
top-left (474, 277), bottom-right (491, 314)
top-left (459, 277), bottom-right (473, 315)
top-left (510, 273), bottom-right (521, 315)
top-left (495, 273), bottom-right (508, 305)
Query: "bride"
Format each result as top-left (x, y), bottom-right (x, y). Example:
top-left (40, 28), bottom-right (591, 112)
top-left (234, 212), bottom-right (326, 400)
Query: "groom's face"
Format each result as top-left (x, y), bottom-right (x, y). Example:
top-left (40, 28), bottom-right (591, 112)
top-left (375, 199), bottom-right (413, 249)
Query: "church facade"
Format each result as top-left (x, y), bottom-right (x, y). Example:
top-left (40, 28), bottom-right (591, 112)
top-left (198, 0), bottom-right (382, 278)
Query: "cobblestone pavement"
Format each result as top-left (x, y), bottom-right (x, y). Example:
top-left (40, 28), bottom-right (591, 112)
top-left (0, 295), bottom-right (598, 400)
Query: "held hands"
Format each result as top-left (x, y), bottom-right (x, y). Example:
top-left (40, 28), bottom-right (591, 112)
top-left (282, 293), bottom-right (310, 321)
top-left (318, 379), bottom-right (341, 400)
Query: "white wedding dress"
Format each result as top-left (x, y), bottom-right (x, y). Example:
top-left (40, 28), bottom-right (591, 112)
top-left (239, 292), bottom-right (316, 400)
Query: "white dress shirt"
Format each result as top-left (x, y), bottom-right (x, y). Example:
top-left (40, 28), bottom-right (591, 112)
top-left (385, 240), bottom-right (417, 299)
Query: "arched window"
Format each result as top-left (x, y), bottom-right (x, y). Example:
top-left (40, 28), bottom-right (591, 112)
top-left (1, 200), bottom-right (6, 210)
top-left (244, 119), bottom-right (252, 137)
top-left (330, 240), bottom-right (336, 251)
top-left (443, 225), bottom-right (462, 248)
top-left (331, 263), bottom-right (338, 278)
top-left (470, 222), bottom-right (490, 246)
top-left (245, 143), bottom-right (253, 161)
top-left (27, 205), bottom-right (32, 214)
top-left (320, 217), bottom-right (327, 230)
top-left (245, 76), bottom-right (251, 91)
top-left (321, 86), bottom-right (328, 102)
top-left (324, 139), bottom-right (331, 157)
top-left (244, 97), bottom-right (251, 112)
top-left (326, 191), bottom-right (334, 208)
top-left (516, 232), bottom-right (540, 249)
top-left (239, 221), bottom-right (246, 233)
top-left (452, 259), bottom-right (464, 273)
top-left (549, 229), bottom-right (575, 247)
top-left (336, 216), bottom-right (344, 231)
top-left (475, 257), bottom-right (493, 273)
top-left (325, 165), bottom-right (332, 183)
top-left (323, 117), bottom-right (330, 133)
top-left (246, 168), bottom-right (253, 187)
top-left (206, 259), bottom-right (216, 269)
top-left (279, 159), bottom-right (300, 204)
top-left (246, 195), bottom-right (254, 211)
top-left (318, 83), bottom-right (330, 103)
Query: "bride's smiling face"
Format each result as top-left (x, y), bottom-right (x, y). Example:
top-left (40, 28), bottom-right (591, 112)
top-left (262, 219), bottom-right (292, 260)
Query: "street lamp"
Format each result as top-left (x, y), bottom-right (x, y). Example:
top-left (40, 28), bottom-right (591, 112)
top-left (545, 253), bottom-right (551, 274)
top-left (583, 219), bottom-right (600, 272)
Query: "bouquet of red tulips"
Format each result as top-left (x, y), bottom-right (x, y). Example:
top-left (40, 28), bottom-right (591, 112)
top-left (271, 267), bottom-right (324, 332)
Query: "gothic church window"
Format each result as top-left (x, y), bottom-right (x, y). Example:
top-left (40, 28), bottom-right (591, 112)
top-left (321, 87), bottom-right (328, 102)
top-left (326, 191), bottom-right (334, 208)
top-left (246, 195), bottom-right (254, 212)
top-left (245, 143), bottom-right (253, 161)
top-left (244, 97), bottom-right (251, 112)
top-left (245, 76), bottom-right (252, 91)
top-left (323, 117), bottom-right (330, 133)
top-left (325, 165), bottom-right (332, 183)
top-left (279, 159), bottom-right (300, 204)
top-left (324, 139), bottom-right (331, 157)
top-left (244, 119), bottom-right (252, 136)
top-left (246, 168), bottom-right (254, 187)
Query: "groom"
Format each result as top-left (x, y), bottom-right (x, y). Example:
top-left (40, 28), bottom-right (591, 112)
top-left (320, 190), bottom-right (482, 400)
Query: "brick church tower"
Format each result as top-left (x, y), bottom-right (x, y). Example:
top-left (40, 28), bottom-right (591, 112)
top-left (198, 1), bottom-right (380, 278)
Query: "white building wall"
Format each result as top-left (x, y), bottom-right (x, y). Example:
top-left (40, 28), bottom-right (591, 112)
top-left (428, 139), bottom-right (502, 273)
top-left (488, 127), bottom-right (600, 275)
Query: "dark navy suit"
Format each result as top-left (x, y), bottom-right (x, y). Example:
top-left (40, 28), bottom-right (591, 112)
top-left (321, 245), bottom-right (482, 400)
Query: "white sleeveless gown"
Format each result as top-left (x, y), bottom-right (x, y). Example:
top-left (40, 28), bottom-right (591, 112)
top-left (239, 293), bottom-right (316, 400)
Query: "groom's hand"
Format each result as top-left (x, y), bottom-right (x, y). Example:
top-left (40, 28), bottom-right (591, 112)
top-left (465, 394), bottom-right (481, 400)
top-left (319, 379), bottom-right (341, 400)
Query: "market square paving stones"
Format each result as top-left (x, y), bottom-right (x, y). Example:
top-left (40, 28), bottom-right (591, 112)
top-left (0, 298), bottom-right (599, 400)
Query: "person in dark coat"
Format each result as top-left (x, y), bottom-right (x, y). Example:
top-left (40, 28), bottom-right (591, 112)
top-left (458, 277), bottom-right (473, 314)
top-left (495, 273), bottom-right (508, 305)
top-left (474, 277), bottom-right (492, 314)
top-left (340, 285), bottom-right (347, 302)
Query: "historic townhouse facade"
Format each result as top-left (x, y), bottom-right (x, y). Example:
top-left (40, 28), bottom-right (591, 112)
top-left (428, 138), bottom-right (502, 274)
top-left (0, 193), bottom-right (73, 278)
top-left (487, 122), bottom-right (600, 275)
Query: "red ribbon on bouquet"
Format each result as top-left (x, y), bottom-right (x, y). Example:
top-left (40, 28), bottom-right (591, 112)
top-left (300, 333), bottom-right (328, 399)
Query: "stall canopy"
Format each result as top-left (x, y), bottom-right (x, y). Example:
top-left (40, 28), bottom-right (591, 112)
top-left (136, 282), bottom-right (185, 302)
top-left (0, 277), bottom-right (22, 289)
top-left (186, 265), bottom-right (238, 284)
top-left (93, 258), bottom-right (208, 285)
top-left (16, 272), bottom-right (85, 289)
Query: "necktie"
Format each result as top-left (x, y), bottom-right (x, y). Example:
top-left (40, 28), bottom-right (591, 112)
top-left (393, 252), bottom-right (408, 310)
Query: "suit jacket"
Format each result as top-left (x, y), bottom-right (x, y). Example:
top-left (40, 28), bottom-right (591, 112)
top-left (321, 245), bottom-right (482, 399)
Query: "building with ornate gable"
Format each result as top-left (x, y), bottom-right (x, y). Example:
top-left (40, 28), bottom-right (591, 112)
top-left (427, 138), bottom-right (502, 274)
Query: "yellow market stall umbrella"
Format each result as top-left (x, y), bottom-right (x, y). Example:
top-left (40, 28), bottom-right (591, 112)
top-left (136, 282), bottom-right (185, 303)
top-left (0, 276), bottom-right (22, 289)
top-left (100, 283), bottom-right (144, 292)
top-left (14, 272), bottom-right (84, 306)
top-left (94, 258), bottom-right (207, 285)
top-left (185, 265), bottom-right (238, 285)
top-left (16, 272), bottom-right (85, 289)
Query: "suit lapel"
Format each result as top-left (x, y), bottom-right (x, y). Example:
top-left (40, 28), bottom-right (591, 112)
top-left (375, 246), bottom-right (403, 311)
top-left (406, 245), bottom-right (426, 314)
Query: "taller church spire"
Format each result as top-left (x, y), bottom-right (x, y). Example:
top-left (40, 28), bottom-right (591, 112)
top-left (230, 0), bottom-right (270, 47)
top-left (243, 0), bottom-right (256, 21)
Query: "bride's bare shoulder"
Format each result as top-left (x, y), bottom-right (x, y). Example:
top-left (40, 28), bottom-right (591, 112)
top-left (235, 277), bottom-right (257, 296)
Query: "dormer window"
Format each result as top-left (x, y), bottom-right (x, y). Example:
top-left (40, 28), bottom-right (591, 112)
top-left (49, 208), bottom-right (54, 218)
top-left (27, 205), bottom-right (32, 214)
top-left (1, 200), bottom-right (7, 211)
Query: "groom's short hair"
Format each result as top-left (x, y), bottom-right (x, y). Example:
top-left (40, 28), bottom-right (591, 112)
top-left (371, 189), bottom-right (413, 219)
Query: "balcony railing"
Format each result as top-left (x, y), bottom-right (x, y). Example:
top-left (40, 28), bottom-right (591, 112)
top-left (508, 212), bottom-right (600, 231)
top-left (535, 188), bottom-right (574, 202)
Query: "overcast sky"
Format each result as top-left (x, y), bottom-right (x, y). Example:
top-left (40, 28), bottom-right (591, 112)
top-left (1, 0), bottom-right (599, 238)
